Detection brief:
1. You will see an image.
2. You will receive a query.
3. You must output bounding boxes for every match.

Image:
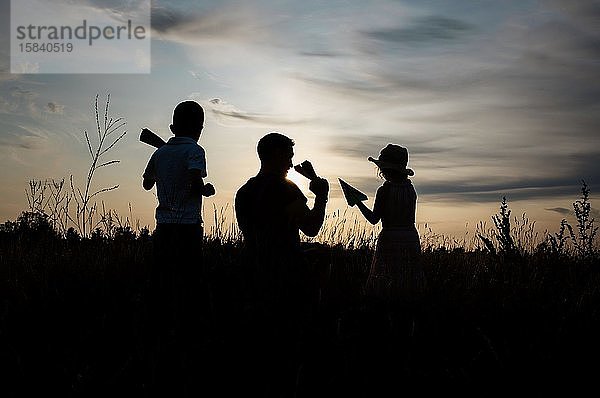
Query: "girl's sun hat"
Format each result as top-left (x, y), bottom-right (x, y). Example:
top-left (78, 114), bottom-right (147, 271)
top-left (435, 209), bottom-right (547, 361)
top-left (368, 144), bottom-right (414, 176)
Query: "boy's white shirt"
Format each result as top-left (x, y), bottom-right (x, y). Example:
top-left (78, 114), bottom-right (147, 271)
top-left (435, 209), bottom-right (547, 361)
top-left (143, 136), bottom-right (207, 224)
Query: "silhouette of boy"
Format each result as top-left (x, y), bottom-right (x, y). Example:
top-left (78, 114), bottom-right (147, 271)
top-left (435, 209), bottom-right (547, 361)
top-left (142, 100), bottom-right (215, 354)
top-left (143, 100), bottom-right (215, 224)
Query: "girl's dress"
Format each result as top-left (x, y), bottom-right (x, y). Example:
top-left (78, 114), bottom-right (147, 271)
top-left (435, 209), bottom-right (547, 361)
top-left (364, 180), bottom-right (425, 302)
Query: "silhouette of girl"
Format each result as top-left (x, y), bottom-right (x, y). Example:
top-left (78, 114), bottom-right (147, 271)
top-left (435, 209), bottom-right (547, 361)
top-left (355, 144), bottom-right (425, 302)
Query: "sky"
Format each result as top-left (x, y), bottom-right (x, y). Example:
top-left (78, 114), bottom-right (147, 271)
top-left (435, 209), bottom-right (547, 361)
top-left (0, 0), bottom-right (599, 240)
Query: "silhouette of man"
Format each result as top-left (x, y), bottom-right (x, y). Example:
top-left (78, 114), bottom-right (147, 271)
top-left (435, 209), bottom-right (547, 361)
top-left (235, 132), bottom-right (329, 255)
top-left (234, 132), bottom-right (329, 395)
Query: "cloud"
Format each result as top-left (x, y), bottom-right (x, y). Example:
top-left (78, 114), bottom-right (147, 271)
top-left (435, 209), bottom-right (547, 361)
top-left (198, 97), bottom-right (309, 127)
top-left (150, 4), bottom-right (270, 45)
top-left (330, 130), bottom-right (600, 201)
top-left (363, 16), bottom-right (474, 46)
top-left (70, 0), bottom-right (267, 46)
top-left (0, 123), bottom-right (50, 151)
top-left (417, 182), bottom-right (581, 203)
top-left (0, 137), bottom-right (38, 150)
top-left (75, 0), bottom-right (151, 24)
top-left (0, 96), bottom-right (19, 114)
top-left (45, 102), bottom-right (64, 114)
top-left (329, 134), bottom-right (454, 160)
top-left (326, 176), bottom-right (580, 204)
top-left (545, 206), bottom-right (600, 220)
top-left (299, 51), bottom-right (344, 58)
top-left (544, 1), bottom-right (600, 35)
top-left (0, 87), bottom-right (66, 118)
top-left (546, 207), bottom-right (572, 216)
top-left (0, 87), bottom-right (40, 116)
top-left (293, 3), bottom-right (600, 119)
top-left (151, 6), bottom-right (190, 33)
top-left (286, 3), bottom-right (600, 209)
top-left (493, 21), bottom-right (600, 114)
top-left (11, 87), bottom-right (38, 100)
top-left (335, 173), bottom-right (585, 204)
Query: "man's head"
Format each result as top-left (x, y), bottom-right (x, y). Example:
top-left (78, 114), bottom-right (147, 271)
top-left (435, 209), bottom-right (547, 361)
top-left (257, 132), bottom-right (295, 177)
top-left (170, 101), bottom-right (204, 139)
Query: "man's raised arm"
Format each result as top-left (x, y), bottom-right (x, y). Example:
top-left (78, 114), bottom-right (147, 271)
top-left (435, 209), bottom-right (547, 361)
top-left (299, 177), bottom-right (329, 237)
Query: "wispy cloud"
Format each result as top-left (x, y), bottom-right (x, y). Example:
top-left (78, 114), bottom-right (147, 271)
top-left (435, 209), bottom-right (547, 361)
top-left (282, 3), bottom-right (600, 206)
top-left (417, 182), bottom-right (583, 203)
top-left (0, 87), bottom-right (40, 116)
top-left (546, 206), bottom-right (600, 220)
top-left (198, 97), bottom-right (309, 127)
top-left (363, 16), bottom-right (474, 46)
top-left (150, 4), bottom-right (272, 45)
top-left (328, 130), bottom-right (600, 202)
top-left (299, 51), bottom-right (344, 58)
top-left (0, 86), bottom-right (65, 118)
top-left (546, 207), bottom-right (572, 216)
top-left (329, 173), bottom-right (589, 204)
top-left (0, 123), bottom-right (50, 151)
top-left (45, 102), bottom-right (64, 115)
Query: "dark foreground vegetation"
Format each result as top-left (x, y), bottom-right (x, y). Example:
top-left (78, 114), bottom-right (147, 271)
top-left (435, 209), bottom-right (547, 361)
top-left (1, 205), bottom-right (599, 397)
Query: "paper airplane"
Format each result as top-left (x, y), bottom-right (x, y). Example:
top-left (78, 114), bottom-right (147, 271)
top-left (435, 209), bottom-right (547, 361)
top-left (338, 178), bottom-right (368, 206)
top-left (294, 160), bottom-right (318, 180)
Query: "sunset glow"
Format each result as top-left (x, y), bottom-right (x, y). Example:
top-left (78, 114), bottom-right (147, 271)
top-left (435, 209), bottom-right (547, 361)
top-left (1, 0), bottom-right (598, 241)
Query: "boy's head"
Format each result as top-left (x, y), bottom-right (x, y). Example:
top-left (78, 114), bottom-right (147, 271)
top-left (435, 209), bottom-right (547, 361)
top-left (170, 101), bottom-right (204, 139)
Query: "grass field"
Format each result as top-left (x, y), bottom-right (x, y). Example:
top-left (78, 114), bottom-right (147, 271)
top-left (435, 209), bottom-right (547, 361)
top-left (1, 199), bottom-right (599, 397)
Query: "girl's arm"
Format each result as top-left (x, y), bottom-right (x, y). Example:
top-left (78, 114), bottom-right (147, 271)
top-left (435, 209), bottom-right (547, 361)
top-left (356, 185), bottom-right (383, 225)
top-left (356, 201), bottom-right (380, 225)
top-left (356, 202), bottom-right (379, 225)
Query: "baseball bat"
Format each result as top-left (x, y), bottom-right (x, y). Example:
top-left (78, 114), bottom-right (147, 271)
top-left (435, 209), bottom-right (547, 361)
top-left (140, 128), bottom-right (166, 148)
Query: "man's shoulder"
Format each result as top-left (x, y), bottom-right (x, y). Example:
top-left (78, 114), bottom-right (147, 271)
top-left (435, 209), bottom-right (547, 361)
top-left (246, 174), bottom-right (298, 192)
top-left (238, 175), bottom-right (258, 187)
top-left (236, 175), bottom-right (303, 200)
top-left (235, 176), bottom-right (257, 199)
top-left (283, 178), bottom-right (302, 191)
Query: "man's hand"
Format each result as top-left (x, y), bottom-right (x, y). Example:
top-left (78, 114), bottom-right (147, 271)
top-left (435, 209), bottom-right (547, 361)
top-left (203, 183), bottom-right (216, 197)
top-left (309, 177), bottom-right (329, 201)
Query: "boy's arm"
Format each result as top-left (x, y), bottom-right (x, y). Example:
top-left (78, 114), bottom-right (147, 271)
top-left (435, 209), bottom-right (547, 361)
top-left (188, 146), bottom-right (214, 196)
top-left (142, 155), bottom-right (156, 191)
top-left (189, 169), bottom-right (215, 197)
top-left (143, 177), bottom-right (155, 191)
